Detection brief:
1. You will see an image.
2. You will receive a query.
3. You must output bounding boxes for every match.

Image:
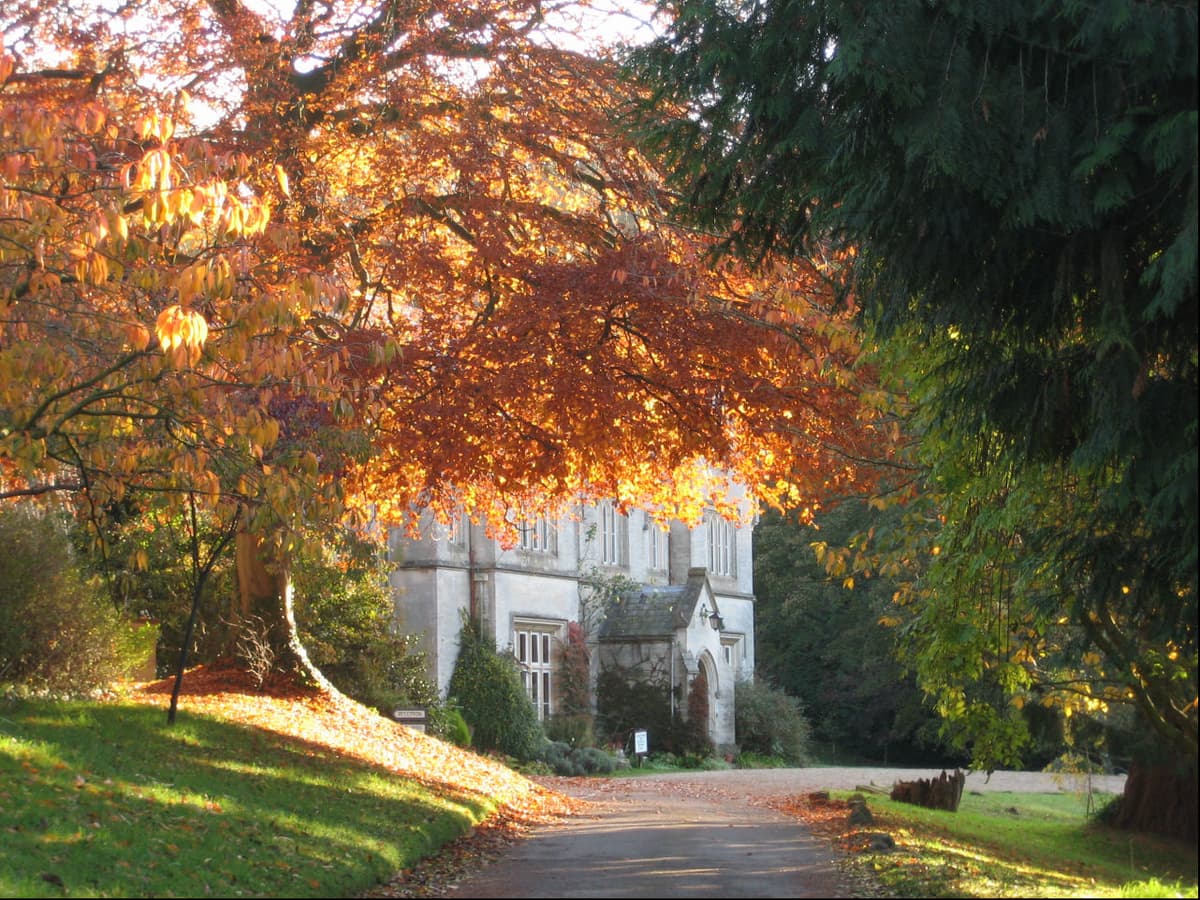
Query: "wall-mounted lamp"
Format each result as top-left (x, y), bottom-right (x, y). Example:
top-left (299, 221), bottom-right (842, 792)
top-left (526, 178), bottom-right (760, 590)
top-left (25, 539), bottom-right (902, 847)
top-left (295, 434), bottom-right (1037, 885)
top-left (698, 603), bottom-right (724, 632)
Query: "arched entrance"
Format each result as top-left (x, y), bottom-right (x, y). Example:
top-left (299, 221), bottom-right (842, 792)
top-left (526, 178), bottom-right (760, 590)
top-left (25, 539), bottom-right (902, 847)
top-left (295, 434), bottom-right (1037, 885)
top-left (688, 652), bottom-right (719, 746)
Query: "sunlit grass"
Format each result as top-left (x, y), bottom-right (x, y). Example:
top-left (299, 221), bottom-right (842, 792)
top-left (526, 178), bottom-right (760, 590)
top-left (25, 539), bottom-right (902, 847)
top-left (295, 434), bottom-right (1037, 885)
top-left (0, 699), bottom-right (494, 898)
top-left (834, 790), bottom-right (1198, 898)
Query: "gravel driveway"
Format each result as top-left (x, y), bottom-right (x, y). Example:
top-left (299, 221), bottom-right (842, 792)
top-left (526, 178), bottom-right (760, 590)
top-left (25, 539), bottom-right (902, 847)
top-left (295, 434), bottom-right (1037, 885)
top-left (546, 765), bottom-right (1127, 802)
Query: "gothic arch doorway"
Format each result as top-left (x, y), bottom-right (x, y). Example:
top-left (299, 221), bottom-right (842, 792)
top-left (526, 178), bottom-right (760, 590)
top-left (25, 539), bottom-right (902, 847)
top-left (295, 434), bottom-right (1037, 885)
top-left (689, 652), bottom-right (719, 745)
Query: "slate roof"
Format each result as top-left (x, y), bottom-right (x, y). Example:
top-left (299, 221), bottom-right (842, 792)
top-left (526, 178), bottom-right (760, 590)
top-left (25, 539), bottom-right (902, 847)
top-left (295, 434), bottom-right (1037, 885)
top-left (597, 569), bottom-right (709, 640)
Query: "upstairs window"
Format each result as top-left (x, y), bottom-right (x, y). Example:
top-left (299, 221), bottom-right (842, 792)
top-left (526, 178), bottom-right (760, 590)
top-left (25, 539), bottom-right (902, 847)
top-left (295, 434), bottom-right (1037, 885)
top-left (706, 513), bottom-right (737, 578)
top-left (646, 517), bottom-right (669, 572)
top-left (517, 515), bottom-right (557, 554)
top-left (598, 501), bottom-right (628, 567)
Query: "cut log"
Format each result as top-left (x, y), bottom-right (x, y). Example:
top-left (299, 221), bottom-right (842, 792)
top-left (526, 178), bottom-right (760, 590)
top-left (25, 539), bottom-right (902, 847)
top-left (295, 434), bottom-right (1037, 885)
top-left (890, 769), bottom-right (966, 812)
top-left (854, 783), bottom-right (889, 795)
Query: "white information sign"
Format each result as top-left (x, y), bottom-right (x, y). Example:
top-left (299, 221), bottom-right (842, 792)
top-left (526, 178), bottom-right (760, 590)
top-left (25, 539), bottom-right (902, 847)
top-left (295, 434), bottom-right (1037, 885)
top-left (633, 729), bottom-right (648, 755)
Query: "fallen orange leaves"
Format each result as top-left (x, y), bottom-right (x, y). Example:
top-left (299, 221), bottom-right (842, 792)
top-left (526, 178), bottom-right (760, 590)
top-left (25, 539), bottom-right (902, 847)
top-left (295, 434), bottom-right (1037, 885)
top-left (127, 663), bottom-right (587, 897)
top-left (769, 792), bottom-right (896, 853)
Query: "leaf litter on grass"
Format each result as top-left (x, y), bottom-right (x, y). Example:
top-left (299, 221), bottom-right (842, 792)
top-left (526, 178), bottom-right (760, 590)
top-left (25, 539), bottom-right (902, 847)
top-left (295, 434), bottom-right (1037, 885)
top-left (126, 664), bottom-right (587, 896)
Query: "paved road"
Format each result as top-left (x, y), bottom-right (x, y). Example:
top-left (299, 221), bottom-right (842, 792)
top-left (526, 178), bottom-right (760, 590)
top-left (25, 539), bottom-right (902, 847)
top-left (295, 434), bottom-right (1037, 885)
top-left (448, 780), bottom-right (847, 898)
top-left (445, 767), bottom-right (1126, 899)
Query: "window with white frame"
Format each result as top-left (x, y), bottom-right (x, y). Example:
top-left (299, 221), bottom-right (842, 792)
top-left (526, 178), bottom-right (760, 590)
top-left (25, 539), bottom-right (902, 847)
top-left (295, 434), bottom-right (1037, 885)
top-left (514, 624), bottom-right (556, 720)
top-left (517, 515), bottom-right (557, 554)
top-left (721, 634), bottom-right (744, 675)
top-left (706, 513), bottom-right (737, 578)
top-left (598, 501), bottom-right (628, 567)
top-left (646, 516), bottom-right (669, 572)
top-left (440, 513), bottom-right (465, 547)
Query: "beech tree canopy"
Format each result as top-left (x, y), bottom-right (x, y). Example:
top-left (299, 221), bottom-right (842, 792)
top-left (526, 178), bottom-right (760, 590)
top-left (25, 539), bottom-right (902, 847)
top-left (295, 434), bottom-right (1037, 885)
top-left (1, 0), bottom-right (889, 562)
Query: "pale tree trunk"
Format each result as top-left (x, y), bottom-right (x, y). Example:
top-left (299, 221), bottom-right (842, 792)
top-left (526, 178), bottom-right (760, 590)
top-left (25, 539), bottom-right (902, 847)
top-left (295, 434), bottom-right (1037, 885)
top-left (234, 530), bottom-right (336, 694)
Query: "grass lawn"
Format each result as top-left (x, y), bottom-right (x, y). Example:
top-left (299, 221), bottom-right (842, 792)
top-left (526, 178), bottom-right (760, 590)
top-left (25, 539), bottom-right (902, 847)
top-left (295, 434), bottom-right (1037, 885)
top-left (791, 788), bottom-right (1199, 898)
top-left (4, 672), bottom-right (1196, 899)
top-left (0, 666), bottom-right (567, 898)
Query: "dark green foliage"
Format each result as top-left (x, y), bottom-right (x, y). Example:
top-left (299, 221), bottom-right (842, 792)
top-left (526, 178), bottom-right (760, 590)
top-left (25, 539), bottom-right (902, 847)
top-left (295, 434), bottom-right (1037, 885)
top-left (544, 713), bottom-right (594, 748)
top-left (732, 678), bottom-right (812, 766)
top-left (538, 741), bottom-right (616, 776)
top-left (292, 532), bottom-right (440, 718)
top-left (0, 504), bottom-right (155, 693)
top-left (634, 0), bottom-right (1197, 796)
top-left (753, 504), bottom-right (957, 764)
top-left (448, 613), bottom-right (543, 761)
top-left (75, 501), bottom-right (238, 675)
top-left (595, 663), bottom-right (708, 756)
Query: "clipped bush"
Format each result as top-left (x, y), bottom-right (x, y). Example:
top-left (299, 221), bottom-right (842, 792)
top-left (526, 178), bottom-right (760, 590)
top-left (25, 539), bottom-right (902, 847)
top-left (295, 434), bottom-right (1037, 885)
top-left (734, 678), bottom-right (813, 765)
top-left (0, 504), bottom-right (153, 694)
top-left (448, 612), bottom-right (543, 760)
top-left (538, 740), bottom-right (616, 776)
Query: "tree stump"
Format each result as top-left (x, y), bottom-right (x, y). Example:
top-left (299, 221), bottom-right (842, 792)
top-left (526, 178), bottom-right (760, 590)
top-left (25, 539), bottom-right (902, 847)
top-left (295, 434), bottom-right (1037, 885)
top-left (890, 769), bottom-right (966, 812)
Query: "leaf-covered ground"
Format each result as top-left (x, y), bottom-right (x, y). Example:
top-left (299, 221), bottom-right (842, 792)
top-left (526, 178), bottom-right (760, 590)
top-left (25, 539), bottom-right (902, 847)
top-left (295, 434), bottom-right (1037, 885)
top-left (128, 665), bottom-right (588, 897)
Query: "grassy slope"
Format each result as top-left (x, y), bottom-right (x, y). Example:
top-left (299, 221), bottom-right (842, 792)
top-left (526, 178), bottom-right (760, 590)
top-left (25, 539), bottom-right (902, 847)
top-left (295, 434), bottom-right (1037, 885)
top-left (0, 666), bottom-right (568, 898)
top-left (4, 669), bottom-right (1196, 898)
top-left (777, 789), bottom-right (1199, 898)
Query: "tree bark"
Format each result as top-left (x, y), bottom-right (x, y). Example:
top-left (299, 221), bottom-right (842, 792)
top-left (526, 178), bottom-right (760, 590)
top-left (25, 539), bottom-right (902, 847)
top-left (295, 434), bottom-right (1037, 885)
top-left (234, 530), bottom-right (336, 693)
top-left (1111, 759), bottom-right (1198, 843)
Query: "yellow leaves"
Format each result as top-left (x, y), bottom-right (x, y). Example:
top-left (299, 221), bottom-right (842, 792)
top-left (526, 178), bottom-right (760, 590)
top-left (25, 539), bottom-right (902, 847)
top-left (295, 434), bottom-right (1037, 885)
top-left (137, 111), bottom-right (175, 145)
top-left (275, 165), bottom-right (291, 197)
top-left (0, 51), bottom-right (13, 85)
top-left (155, 305), bottom-right (209, 367)
top-left (136, 148), bottom-right (174, 191)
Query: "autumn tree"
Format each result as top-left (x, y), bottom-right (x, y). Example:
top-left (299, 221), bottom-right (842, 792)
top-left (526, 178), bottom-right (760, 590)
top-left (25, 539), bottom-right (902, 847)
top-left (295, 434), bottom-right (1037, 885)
top-left (2, 2), bottom-right (888, 697)
top-left (632, 0), bottom-right (1196, 838)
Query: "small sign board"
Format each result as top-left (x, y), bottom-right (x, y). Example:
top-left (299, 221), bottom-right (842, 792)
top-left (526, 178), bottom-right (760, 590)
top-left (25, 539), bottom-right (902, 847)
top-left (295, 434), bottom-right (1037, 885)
top-left (393, 708), bottom-right (427, 732)
top-left (633, 729), bottom-right (648, 756)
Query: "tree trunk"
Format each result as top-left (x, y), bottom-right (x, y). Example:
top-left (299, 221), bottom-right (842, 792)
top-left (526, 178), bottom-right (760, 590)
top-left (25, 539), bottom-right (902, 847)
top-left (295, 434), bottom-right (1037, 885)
top-left (1110, 759), bottom-right (1198, 843)
top-left (234, 531), bottom-right (336, 693)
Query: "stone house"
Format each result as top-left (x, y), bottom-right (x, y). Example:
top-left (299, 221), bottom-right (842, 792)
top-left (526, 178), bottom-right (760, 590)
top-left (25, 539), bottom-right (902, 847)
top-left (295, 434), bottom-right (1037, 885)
top-left (387, 492), bottom-right (756, 751)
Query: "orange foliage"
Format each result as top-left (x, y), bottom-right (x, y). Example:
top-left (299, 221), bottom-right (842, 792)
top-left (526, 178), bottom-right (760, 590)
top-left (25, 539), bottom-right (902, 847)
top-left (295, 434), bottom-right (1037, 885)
top-left (0, 0), bottom-right (896, 545)
top-left (129, 662), bottom-right (580, 818)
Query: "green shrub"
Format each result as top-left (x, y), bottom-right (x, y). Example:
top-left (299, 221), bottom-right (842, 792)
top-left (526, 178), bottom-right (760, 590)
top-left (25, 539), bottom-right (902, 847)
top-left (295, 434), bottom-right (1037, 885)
top-left (595, 663), bottom-right (708, 756)
top-left (438, 706), bottom-right (472, 747)
top-left (545, 713), bottom-right (594, 748)
top-left (734, 678), bottom-right (812, 765)
top-left (292, 533), bottom-right (440, 717)
top-left (538, 740), bottom-right (616, 776)
top-left (72, 501), bottom-right (238, 675)
top-left (734, 751), bottom-right (789, 769)
top-left (0, 504), bottom-right (153, 694)
top-left (448, 613), bottom-right (543, 760)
